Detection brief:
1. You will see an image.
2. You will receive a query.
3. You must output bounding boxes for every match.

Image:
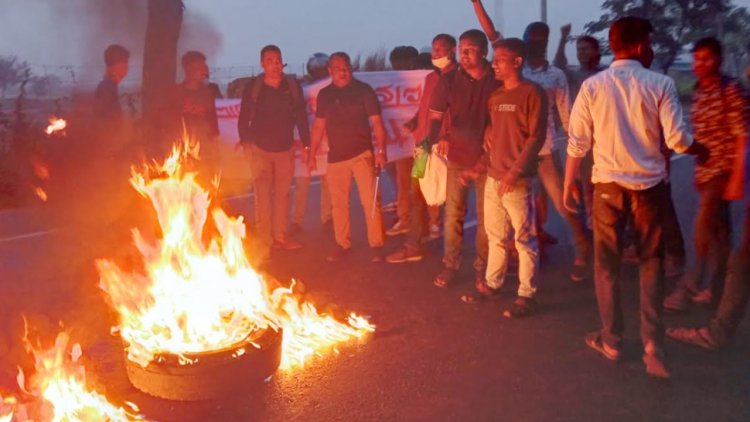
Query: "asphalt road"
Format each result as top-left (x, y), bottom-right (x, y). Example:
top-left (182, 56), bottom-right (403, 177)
top-left (0, 153), bottom-right (748, 421)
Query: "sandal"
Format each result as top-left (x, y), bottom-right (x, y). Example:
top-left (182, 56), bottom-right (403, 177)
top-left (433, 267), bottom-right (457, 288)
top-left (584, 331), bottom-right (621, 361)
top-left (666, 327), bottom-right (719, 351)
top-left (503, 297), bottom-right (537, 318)
top-left (460, 280), bottom-right (502, 303)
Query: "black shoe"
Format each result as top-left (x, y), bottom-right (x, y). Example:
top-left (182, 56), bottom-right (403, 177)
top-left (433, 267), bottom-right (457, 288)
top-left (503, 297), bottom-right (537, 318)
top-left (326, 246), bottom-right (350, 262)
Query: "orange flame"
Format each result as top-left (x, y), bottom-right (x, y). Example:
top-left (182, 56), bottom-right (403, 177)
top-left (45, 118), bottom-right (67, 136)
top-left (17, 331), bottom-right (142, 421)
top-left (34, 187), bottom-right (48, 202)
top-left (0, 395), bottom-right (16, 422)
top-left (97, 142), bottom-right (374, 371)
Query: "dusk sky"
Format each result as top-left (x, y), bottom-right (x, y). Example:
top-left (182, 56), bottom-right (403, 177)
top-left (2, 0), bottom-right (749, 81)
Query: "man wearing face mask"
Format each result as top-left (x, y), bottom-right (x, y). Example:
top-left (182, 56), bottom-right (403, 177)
top-left (387, 34), bottom-right (457, 264)
top-left (428, 29), bottom-right (501, 288)
top-left (563, 17), bottom-right (708, 379)
top-left (472, 2), bottom-right (592, 283)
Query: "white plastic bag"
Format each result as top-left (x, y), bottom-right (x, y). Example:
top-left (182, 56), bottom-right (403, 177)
top-left (419, 145), bottom-right (448, 206)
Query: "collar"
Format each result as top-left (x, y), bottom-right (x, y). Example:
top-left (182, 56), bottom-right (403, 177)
top-left (609, 59), bottom-right (644, 69)
top-left (525, 60), bottom-right (550, 73)
top-left (458, 62), bottom-right (491, 81)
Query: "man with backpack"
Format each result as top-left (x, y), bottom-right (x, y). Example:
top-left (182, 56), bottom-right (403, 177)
top-left (238, 45), bottom-right (310, 267)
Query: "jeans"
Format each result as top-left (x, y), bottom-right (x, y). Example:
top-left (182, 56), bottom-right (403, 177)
top-left (536, 153), bottom-right (592, 260)
top-left (708, 208), bottom-right (750, 346)
top-left (680, 177), bottom-right (731, 300)
top-left (443, 164), bottom-right (488, 271)
top-left (593, 182), bottom-right (666, 350)
top-left (326, 150), bottom-right (384, 249)
top-left (484, 177), bottom-right (539, 298)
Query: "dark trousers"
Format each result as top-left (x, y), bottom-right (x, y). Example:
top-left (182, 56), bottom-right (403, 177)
top-left (593, 182), bottom-right (666, 350)
top-left (443, 164), bottom-right (488, 271)
top-left (406, 178), bottom-right (440, 247)
top-left (681, 177), bottom-right (731, 300)
top-left (708, 208), bottom-right (750, 346)
top-left (662, 183), bottom-right (686, 258)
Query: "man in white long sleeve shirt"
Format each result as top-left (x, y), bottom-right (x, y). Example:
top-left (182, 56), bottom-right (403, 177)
top-left (563, 16), bottom-right (707, 379)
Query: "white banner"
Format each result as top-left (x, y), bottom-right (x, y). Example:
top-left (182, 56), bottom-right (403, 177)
top-left (215, 70), bottom-right (431, 179)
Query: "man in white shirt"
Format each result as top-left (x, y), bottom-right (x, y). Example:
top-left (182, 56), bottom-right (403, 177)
top-left (563, 16), bottom-right (707, 379)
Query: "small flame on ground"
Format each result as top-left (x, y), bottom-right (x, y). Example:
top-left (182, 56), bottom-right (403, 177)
top-left (34, 187), bottom-right (48, 202)
top-left (45, 118), bottom-right (67, 136)
top-left (17, 331), bottom-right (143, 421)
top-left (98, 141), bottom-right (375, 372)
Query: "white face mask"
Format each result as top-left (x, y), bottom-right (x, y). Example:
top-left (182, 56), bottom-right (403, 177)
top-left (432, 56), bottom-right (451, 70)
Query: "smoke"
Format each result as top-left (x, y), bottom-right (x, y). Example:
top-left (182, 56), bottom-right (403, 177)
top-left (30, 0), bottom-right (222, 84)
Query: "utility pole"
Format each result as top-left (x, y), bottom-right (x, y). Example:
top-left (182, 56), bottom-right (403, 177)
top-left (541, 0), bottom-right (547, 23)
top-left (494, 0), bottom-right (504, 34)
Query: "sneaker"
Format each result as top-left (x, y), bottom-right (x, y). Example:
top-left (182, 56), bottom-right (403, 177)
top-left (386, 220), bottom-right (409, 236)
top-left (371, 247), bottom-right (384, 263)
top-left (272, 239), bottom-right (302, 251)
top-left (382, 201), bottom-right (398, 213)
top-left (503, 297), bottom-right (537, 318)
top-left (584, 331), bottom-right (621, 361)
top-left (288, 223), bottom-right (303, 237)
top-left (663, 288), bottom-right (690, 313)
top-left (326, 246), bottom-right (350, 262)
top-left (570, 262), bottom-right (590, 283)
top-left (433, 267), bottom-right (457, 288)
top-left (429, 224), bottom-right (441, 239)
top-left (692, 288), bottom-right (712, 305)
top-left (386, 244), bottom-right (423, 263)
top-left (664, 254), bottom-right (685, 278)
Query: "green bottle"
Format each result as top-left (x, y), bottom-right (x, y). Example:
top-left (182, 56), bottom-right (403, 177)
top-left (411, 138), bottom-right (430, 179)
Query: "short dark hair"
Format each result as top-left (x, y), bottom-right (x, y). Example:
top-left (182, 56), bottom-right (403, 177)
top-left (459, 29), bottom-right (489, 54)
top-left (433, 33), bottom-right (457, 49)
top-left (389, 46), bottom-right (419, 70)
top-left (260, 44), bottom-right (282, 60)
top-left (181, 51), bottom-right (206, 68)
top-left (524, 22), bottom-right (550, 40)
top-left (609, 16), bottom-right (653, 54)
top-left (329, 51), bottom-right (352, 66)
top-left (577, 35), bottom-right (601, 52)
top-left (692, 37), bottom-right (723, 59)
top-left (493, 38), bottom-right (527, 61)
top-left (104, 44), bottom-right (129, 67)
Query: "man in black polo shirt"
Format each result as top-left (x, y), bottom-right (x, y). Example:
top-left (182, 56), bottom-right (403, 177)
top-left (307, 52), bottom-right (389, 262)
top-left (429, 29), bottom-right (501, 287)
top-left (238, 45), bottom-right (310, 267)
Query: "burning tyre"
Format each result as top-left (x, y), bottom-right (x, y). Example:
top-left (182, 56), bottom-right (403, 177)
top-left (124, 328), bottom-right (282, 401)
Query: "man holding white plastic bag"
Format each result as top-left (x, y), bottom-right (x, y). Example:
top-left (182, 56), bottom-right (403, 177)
top-left (386, 34), bottom-right (457, 264)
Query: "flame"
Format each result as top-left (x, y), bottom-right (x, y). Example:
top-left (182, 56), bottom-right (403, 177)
top-left (97, 142), bottom-right (374, 371)
top-left (0, 395), bottom-right (16, 422)
top-left (45, 118), bottom-right (67, 136)
top-left (35, 187), bottom-right (48, 202)
top-left (18, 332), bottom-right (142, 421)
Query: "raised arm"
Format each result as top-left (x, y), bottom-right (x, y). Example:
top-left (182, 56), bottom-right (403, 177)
top-left (470, 0), bottom-right (502, 43)
top-left (553, 24), bottom-right (572, 69)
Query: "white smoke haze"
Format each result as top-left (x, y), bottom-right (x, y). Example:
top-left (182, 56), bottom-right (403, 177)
top-left (0, 0), bottom-right (222, 87)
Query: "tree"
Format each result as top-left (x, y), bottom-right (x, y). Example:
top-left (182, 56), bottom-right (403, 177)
top-left (586, 0), bottom-right (750, 73)
top-left (0, 56), bottom-right (31, 98)
top-left (29, 75), bottom-right (62, 98)
top-left (142, 0), bottom-right (184, 125)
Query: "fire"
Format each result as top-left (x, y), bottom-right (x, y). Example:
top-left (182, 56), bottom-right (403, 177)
top-left (18, 331), bottom-right (142, 421)
top-left (45, 118), bottom-right (67, 136)
top-left (97, 142), bottom-right (374, 371)
top-left (35, 187), bottom-right (48, 202)
top-left (0, 395), bottom-right (16, 422)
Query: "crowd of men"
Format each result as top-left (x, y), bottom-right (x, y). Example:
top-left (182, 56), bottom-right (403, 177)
top-left (90, 0), bottom-right (750, 380)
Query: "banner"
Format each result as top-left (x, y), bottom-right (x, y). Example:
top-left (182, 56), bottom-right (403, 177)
top-left (215, 70), bottom-right (431, 180)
